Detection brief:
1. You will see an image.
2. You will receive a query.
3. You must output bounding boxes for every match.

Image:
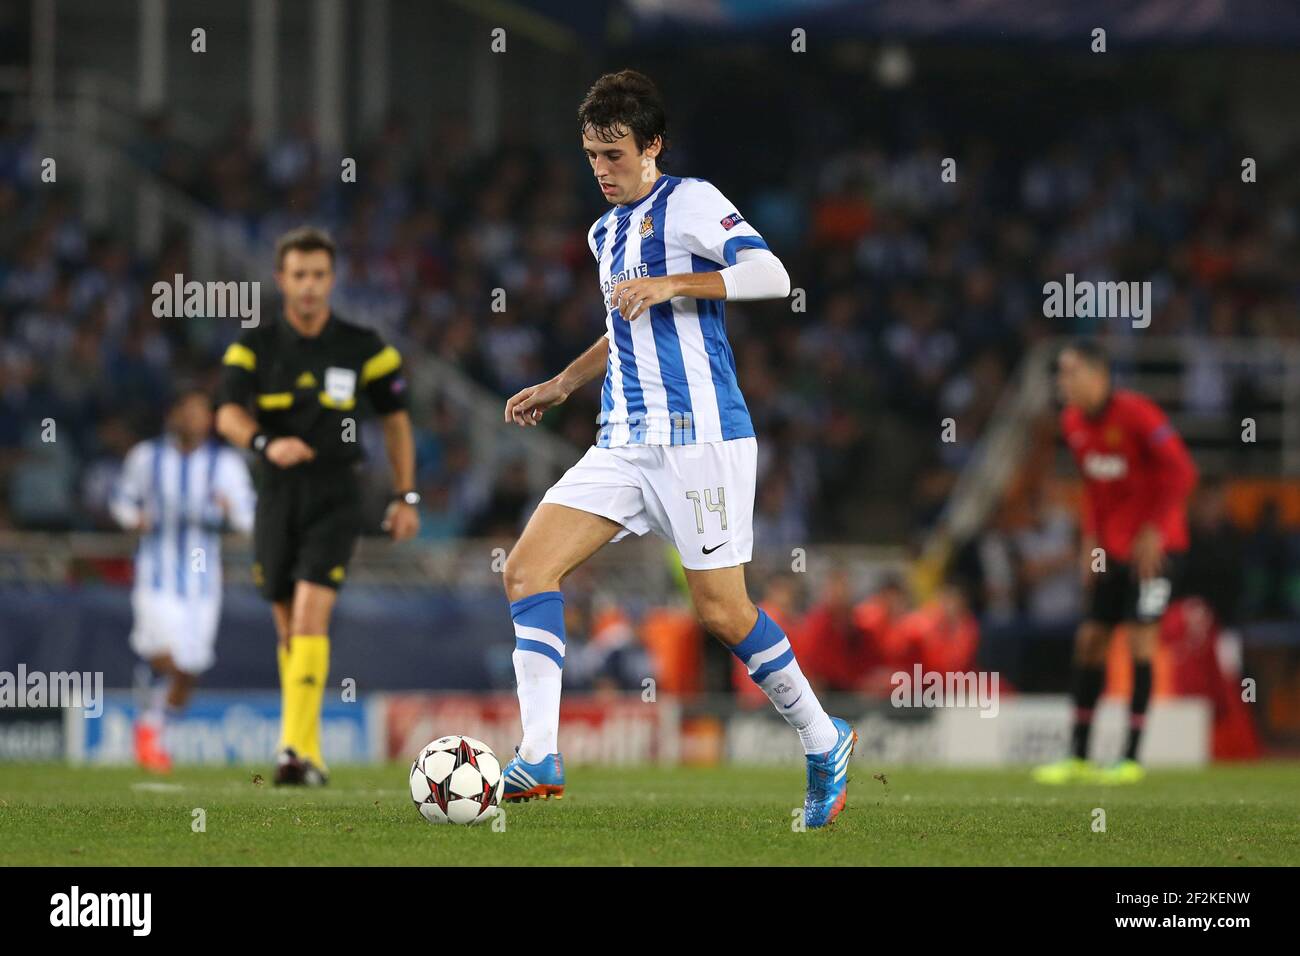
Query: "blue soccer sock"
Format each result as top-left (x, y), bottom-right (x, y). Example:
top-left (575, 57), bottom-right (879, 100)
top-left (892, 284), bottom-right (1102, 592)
top-left (730, 607), bottom-right (838, 754)
top-left (510, 590), bottom-right (566, 763)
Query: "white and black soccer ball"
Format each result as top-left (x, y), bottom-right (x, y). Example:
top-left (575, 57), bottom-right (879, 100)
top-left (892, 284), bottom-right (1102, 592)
top-left (409, 735), bottom-right (503, 826)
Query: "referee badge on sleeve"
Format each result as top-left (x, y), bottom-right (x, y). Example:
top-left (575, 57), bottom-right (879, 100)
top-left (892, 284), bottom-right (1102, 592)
top-left (324, 367), bottom-right (357, 405)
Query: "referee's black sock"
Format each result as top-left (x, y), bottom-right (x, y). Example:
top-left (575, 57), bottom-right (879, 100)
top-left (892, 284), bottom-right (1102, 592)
top-left (1070, 665), bottom-right (1105, 760)
top-left (1125, 660), bottom-right (1153, 762)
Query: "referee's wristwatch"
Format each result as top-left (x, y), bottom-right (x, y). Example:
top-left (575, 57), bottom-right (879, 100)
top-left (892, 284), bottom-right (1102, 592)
top-left (392, 490), bottom-right (421, 506)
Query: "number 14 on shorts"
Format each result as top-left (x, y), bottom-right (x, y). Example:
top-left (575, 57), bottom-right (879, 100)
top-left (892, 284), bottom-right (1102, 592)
top-left (685, 487), bottom-right (728, 538)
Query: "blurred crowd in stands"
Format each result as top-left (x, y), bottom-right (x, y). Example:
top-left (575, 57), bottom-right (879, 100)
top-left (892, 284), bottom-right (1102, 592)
top-left (540, 561), bottom-right (977, 699)
top-left (558, 470), bottom-right (1297, 708)
top-left (1, 85), bottom-right (1298, 597)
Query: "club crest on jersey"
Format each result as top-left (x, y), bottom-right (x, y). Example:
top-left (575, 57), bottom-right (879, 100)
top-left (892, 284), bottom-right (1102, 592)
top-left (720, 212), bottom-right (745, 231)
top-left (639, 214), bottom-right (654, 239)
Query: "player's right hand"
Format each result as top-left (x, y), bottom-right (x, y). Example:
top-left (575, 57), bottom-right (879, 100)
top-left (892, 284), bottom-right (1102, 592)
top-left (265, 436), bottom-right (316, 468)
top-left (504, 377), bottom-right (569, 427)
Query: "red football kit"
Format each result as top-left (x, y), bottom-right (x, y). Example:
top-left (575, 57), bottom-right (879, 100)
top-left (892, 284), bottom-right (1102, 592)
top-left (1061, 388), bottom-right (1197, 562)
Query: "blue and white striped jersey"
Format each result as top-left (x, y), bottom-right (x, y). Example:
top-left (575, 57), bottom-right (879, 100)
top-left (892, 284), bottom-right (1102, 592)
top-left (588, 175), bottom-right (767, 447)
top-left (111, 438), bottom-right (256, 600)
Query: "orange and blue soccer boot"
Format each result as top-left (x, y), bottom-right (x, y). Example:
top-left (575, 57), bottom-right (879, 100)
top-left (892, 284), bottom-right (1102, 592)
top-left (804, 717), bottom-right (857, 828)
top-left (501, 748), bottom-right (565, 802)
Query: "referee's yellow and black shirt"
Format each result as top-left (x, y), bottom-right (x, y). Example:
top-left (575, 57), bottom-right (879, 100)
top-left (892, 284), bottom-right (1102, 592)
top-left (215, 312), bottom-right (408, 464)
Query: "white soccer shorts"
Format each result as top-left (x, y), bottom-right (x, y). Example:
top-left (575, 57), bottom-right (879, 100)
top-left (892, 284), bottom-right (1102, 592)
top-left (540, 437), bottom-right (757, 570)
top-left (129, 590), bottom-right (221, 675)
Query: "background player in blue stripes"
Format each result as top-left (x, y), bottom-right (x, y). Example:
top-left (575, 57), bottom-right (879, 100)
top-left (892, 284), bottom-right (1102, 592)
top-left (111, 388), bottom-right (255, 772)
top-left (500, 70), bottom-right (857, 827)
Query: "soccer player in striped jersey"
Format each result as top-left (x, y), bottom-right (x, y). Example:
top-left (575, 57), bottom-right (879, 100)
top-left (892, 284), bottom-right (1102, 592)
top-left (111, 389), bottom-right (255, 772)
top-left (499, 70), bottom-right (856, 827)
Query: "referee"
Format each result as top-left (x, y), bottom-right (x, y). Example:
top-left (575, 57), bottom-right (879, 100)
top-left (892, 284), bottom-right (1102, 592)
top-left (216, 227), bottom-right (420, 785)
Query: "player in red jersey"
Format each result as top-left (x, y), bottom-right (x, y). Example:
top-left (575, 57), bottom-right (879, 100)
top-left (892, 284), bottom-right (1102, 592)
top-left (1034, 340), bottom-right (1197, 785)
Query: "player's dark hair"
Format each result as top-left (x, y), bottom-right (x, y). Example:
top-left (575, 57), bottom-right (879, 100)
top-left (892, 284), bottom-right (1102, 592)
top-left (275, 226), bottom-right (336, 270)
top-left (1060, 338), bottom-right (1108, 371)
top-left (578, 69), bottom-right (669, 161)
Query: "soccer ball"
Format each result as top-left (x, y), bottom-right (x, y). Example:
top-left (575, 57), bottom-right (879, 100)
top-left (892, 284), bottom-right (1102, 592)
top-left (409, 735), bottom-right (503, 826)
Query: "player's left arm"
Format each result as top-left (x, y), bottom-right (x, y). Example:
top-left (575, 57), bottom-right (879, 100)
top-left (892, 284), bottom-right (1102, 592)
top-left (361, 340), bottom-right (420, 542)
top-left (612, 182), bottom-right (790, 320)
top-left (1131, 398), bottom-right (1198, 577)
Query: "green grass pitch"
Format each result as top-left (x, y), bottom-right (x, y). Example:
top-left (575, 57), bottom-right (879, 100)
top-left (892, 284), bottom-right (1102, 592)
top-left (2, 762), bottom-right (1298, 866)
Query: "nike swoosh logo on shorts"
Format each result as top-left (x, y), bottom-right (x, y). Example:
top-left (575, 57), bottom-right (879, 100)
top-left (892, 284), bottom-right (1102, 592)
top-left (702, 541), bottom-right (728, 555)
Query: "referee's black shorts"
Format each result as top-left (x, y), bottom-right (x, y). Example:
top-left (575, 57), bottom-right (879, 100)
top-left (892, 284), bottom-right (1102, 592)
top-left (1086, 552), bottom-right (1187, 627)
top-left (252, 462), bottom-right (363, 602)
